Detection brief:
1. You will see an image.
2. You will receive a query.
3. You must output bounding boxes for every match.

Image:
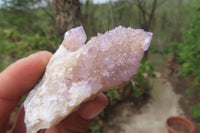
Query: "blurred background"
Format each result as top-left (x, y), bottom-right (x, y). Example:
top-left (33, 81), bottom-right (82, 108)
top-left (0, 0), bottom-right (200, 132)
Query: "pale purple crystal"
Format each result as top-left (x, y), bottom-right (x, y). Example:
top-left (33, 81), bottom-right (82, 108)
top-left (62, 26), bottom-right (87, 51)
top-left (24, 26), bottom-right (153, 133)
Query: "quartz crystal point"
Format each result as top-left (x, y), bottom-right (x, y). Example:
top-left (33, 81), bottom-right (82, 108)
top-left (24, 26), bottom-right (153, 133)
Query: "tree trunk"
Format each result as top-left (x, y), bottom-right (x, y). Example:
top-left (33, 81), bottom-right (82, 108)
top-left (52, 0), bottom-right (82, 39)
top-left (109, 0), bottom-right (115, 29)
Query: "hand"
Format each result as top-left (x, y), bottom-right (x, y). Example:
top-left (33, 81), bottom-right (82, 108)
top-left (0, 51), bottom-right (108, 133)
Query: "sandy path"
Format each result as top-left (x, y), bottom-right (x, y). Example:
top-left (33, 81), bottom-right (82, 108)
top-left (121, 77), bottom-right (184, 133)
top-left (102, 74), bottom-right (184, 133)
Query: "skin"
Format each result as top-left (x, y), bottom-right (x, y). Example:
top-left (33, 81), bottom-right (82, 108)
top-left (0, 51), bottom-right (108, 133)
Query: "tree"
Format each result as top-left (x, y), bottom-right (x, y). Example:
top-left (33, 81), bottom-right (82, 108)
top-left (131, 0), bottom-right (165, 59)
top-left (52, 0), bottom-right (82, 39)
top-left (108, 0), bottom-right (115, 28)
top-left (133, 0), bottom-right (158, 31)
top-left (0, 0), bottom-right (55, 34)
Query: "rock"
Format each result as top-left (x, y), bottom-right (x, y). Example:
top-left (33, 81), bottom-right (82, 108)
top-left (24, 26), bottom-right (153, 133)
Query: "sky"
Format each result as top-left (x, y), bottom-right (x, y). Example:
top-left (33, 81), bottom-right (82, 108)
top-left (80, 0), bottom-right (118, 4)
top-left (0, 0), bottom-right (119, 6)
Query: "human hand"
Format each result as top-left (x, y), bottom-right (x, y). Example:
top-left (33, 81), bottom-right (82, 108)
top-left (0, 51), bottom-right (108, 133)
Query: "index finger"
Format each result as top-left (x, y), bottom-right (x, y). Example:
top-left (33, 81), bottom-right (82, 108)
top-left (0, 51), bottom-right (52, 100)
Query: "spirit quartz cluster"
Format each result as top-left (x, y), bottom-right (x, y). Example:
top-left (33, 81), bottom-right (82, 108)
top-left (24, 26), bottom-right (153, 133)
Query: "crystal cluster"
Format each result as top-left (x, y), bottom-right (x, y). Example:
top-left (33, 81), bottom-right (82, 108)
top-left (24, 26), bottom-right (153, 133)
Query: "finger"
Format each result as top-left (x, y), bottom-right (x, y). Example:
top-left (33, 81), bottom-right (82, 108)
top-left (0, 51), bottom-right (52, 130)
top-left (78, 93), bottom-right (108, 120)
top-left (45, 93), bottom-right (108, 133)
top-left (10, 105), bottom-right (26, 133)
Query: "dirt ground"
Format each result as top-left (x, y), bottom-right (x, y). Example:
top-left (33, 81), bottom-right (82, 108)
top-left (162, 53), bottom-right (200, 133)
top-left (101, 74), bottom-right (184, 133)
top-left (169, 73), bottom-right (200, 133)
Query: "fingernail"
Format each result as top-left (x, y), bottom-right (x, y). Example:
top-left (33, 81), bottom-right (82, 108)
top-left (35, 51), bottom-right (44, 55)
top-left (30, 51), bottom-right (52, 63)
top-left (30, 51), bottom-right (51, 56)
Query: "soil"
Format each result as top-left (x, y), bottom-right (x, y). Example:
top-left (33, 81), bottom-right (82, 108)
top-left (169, 123), bottom-right (190, 133)
top-left (100, 92), bottom-right (150, 132)
top-left (169, 74), bottom-right (200, 133)
top-left (97, 75), bottom-right (183, 133)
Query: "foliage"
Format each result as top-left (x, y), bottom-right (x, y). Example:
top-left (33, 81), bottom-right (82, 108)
top-left (0, 27), bottom-right (59, 72)
top-left (190, 104), bottom-right (200, 119)
top-left (89, 122), bottom-right (100, 133)
top-left (175, 1), bottom-right (200, 119)
top-left (107, 87), bottom-right (118, 101)
top-left (178, 1), bottom-right (200, 92)
top-left (132, 59), bottom-right (155, 96)
top-left (0, 4), bottom-right (58, 72)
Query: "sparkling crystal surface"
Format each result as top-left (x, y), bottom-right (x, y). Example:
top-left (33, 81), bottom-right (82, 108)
top-left (24, 26), bottom-right (153, 133)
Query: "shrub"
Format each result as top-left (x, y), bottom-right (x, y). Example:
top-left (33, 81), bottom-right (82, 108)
top-left (178, 1), bottom-right (200, 118)
top-left (189, 104), bottom-right (200, 119)
top-left (0, 28), bottom-right (59, 72)
top-left (178, 2), bottom-right (200, 92)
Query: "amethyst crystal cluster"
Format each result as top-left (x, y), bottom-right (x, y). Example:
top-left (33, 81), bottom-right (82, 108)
top-left (24, 26), bottom-right (152, 133)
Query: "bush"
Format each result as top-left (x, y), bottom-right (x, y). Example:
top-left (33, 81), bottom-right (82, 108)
top-left (190, 104), bottom-right (200, 119)
top-left (0, 28), bottom-right (59, 72)
top-left (89, 122), bottom-right (100, 133)
top-left (177, 1), bottom-right (200, 118)
top-left (178, 2), bottom-right (200, 92)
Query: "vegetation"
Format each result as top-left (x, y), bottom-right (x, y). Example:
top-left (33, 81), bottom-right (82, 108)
top-left (190, 104), bottom-right (200, 119)
top-left (177, 1), bottom-right (200, 118)
top-left (89, 122), bottom-right (101, 133)
top-left (178, 2), bottom-right (200, 92)
top-left (163, 0), bottom-right (200, 119)
top-left (132, 60), bottom-right (155, 95)
top-left (0, 1), bottom-right (58, 71)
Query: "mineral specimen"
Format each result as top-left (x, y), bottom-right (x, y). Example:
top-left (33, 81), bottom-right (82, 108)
top-left (24, 26), bottom-right (153, 133)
